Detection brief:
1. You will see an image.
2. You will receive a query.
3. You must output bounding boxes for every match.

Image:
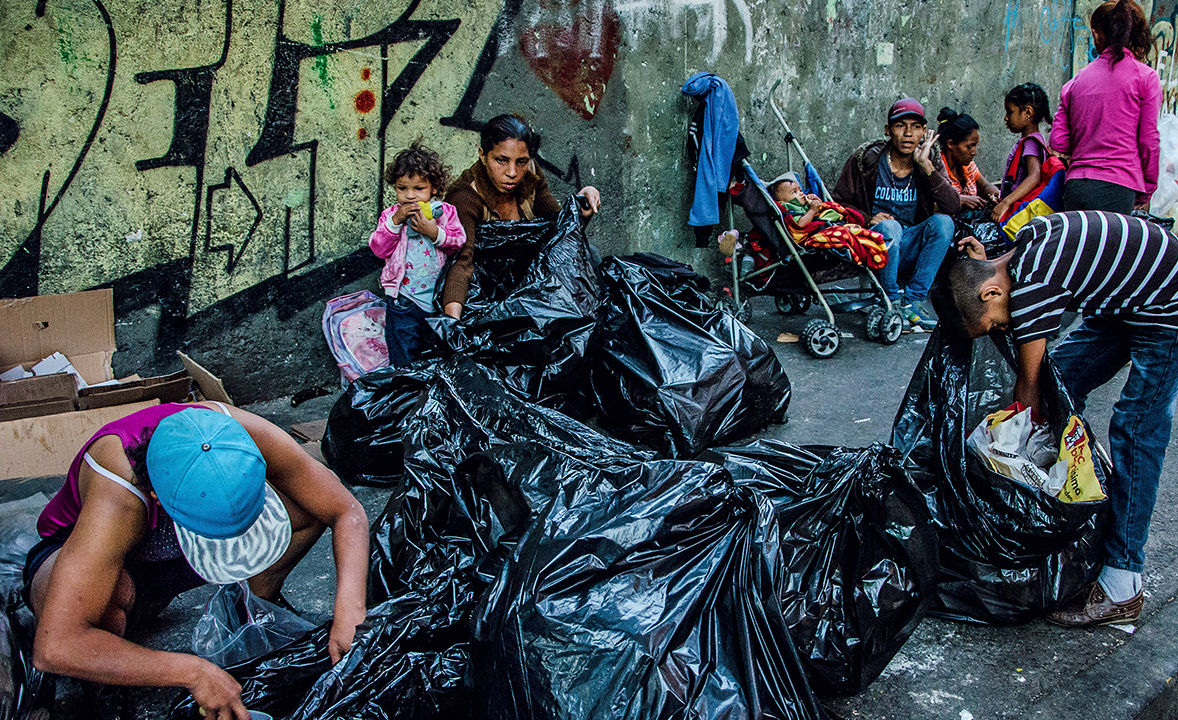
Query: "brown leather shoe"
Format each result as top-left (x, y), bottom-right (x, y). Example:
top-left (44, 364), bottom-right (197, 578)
top-left (1046, 582), bottom-right (1144, 627)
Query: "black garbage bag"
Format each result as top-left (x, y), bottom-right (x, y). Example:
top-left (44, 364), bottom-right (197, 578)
top-left (712, 440), bottom-right (937, 696)
top-left (891, 329), bottom-right (1109, 624)
top-left (369, 356), bottom-right (651, 607)
top-left (471, 457), bottom-right (826, 720)
top-left (321, 364), bottom-right (434, 487)
top-left (590, 254), bottom-right (791, 457)
top-left (428, 197), bottom-right (603, 412)
top-left (167, 595), bottom-right (471, 720)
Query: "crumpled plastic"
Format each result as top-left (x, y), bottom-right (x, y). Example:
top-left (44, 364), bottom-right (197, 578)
top-left (191, 581), bottom-right (316, 668)
top-left (428, 197), bottom-right (603, 412)
top-left (0, 494), bottom-right (56, 720)
top-left (891, 328), bottom-right (1109, 624)
top-left (321, 364), bottom-right (433, 487)
top-left (1153, 113), bottom-right (1178, 222)
top-left (472, 457), bottom-right (826, 720)
top-left (713, 440), bottom-right (937, 696)
top-left (590, 253), bottom-right (791, 457)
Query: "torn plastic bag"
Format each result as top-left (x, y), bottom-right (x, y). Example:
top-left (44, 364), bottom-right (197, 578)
top-left (191, 581), bottom-right (316, 668)
top-left (368, 356), bottom-right (651, 608)
top-left (428, 197), bottom-right (603, 412)
top-left (168, 595), bottom-right (471, 720)
top-left (0, 493), bottom-right (55, 720)
top-left (712, 440), bottom-right (937, 696)
top-left (891, 329), bottom-right (1109, 624)
top-left (321, 364), bottom-right (434, 487)
top-left (590, 254), bottom-right (791, 457)
top-left (471, 457), bottom-right (826, 720)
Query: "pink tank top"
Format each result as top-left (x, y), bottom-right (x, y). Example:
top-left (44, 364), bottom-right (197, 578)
top-left (37, 403), bottom-right (201, 538)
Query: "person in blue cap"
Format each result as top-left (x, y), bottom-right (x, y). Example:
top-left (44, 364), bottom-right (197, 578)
top-left (23, 402), bottom-right (369, 720)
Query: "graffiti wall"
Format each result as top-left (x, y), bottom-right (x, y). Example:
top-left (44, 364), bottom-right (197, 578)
top-left (0, 0), bottom-right (1109, 400)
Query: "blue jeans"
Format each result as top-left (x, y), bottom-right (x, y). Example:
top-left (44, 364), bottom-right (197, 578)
top-left (384, 295), bottom-right (430, 366)
top-left (871, 214), bottom-right (954, 304)
top-left (1051, 318), bottom-right (1178, 573)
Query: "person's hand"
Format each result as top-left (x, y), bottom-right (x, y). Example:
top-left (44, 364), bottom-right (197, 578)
top-left (915, 131), bottom-right (939, 175)
top-left (577, 186), bottom-right (601, 217)
top-left (957, 235), bottom-right (986, 260)
top-left (990, 198), bottom-right (1012, 223)
top-left (960, 194), bottom-right (987, 210)
top-left (443, 301), bottom-right (462, 320)
top-left (869, 211), bottom-right (894, 226)
top-left (328, 608), bottom-right (364, 664)
top-left (1135, 200), bottom-right (1150, 212)
top-left (408, 211), bottom-right (439, 241)
top-left (391, 203), bottom-right (416, 225)
top-left (984, 187), bottom-right (1001, 204)
top-left (804, 193), bottom-right (822, 207)
top-left (189, 658), bottom-right (247, 720)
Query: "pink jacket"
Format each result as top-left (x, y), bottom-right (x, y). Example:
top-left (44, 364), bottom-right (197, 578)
top-left (368, 201), bottom-right (466, 298)
top-left (1051, 48), bottom-right (1162, 203)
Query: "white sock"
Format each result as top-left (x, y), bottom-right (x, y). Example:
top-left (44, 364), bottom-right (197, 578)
top-left (1097, 565), bottom-right (1142, 602)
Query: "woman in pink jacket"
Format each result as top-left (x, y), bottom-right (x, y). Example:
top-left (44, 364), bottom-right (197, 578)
top-left (1051, 0), bottom-right (1161, 213)
top-left (369, 142), bottom-right (466, 365)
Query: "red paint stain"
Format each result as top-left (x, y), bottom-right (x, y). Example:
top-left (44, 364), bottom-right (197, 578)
top-left (361, 67), bottom-right (371, 81)
top-left (519, 6), bottom-right (620, 120)
top-left (357, 128), bottom-right (367, 140)
top-left (355, 89), bottom-right (375, 113)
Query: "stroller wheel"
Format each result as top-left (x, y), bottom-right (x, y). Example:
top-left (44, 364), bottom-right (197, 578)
top-left (864, 306), bottom-right (885, 340)
top-left (801, 319), bottom-right (840, 358)
top-left (775, 293), bottom-right (811, 315)
top-left (877, 309), bottom-right (904, 344)
top-left (719, 294), bottom-right (752, 323)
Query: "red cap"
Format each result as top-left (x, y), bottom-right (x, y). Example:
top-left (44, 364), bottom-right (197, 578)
top-left (888, 97), bottom-right (926, 123)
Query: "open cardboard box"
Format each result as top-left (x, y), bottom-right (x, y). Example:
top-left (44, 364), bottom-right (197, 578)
top-left (0, 289), bottom-right (231, 480)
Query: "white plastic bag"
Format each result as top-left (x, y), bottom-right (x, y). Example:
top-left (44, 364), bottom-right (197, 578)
top-left (191, 581), bottom-right (315, 667)
top-left (1154, 114), bottom-right (1178, 222)
top-left (967, 404), bottom-right (1060, 493)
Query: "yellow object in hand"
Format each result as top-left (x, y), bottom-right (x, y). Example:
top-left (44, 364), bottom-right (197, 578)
top-left (416, 201), bottom-right (435, 220)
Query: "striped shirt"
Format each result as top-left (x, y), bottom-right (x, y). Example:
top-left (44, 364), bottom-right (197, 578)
top-left (1009, 211), bottom-right (1178, 343)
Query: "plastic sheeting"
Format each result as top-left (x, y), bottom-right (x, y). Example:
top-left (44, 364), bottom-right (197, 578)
top-left (714, 440), bottom-right (937, 696)
top-left (429, 198), bottom-right (603, 412)
top-left (891, 328), bottom-right (1109, 624)
top-left (590, 254), bottom-right (791, 457)
top-left (0, 494), bottom-right (55, 720)
top-left (321, 365), bottom-right (433, 487)
top-left (472, 458), bottom-right (826, 720)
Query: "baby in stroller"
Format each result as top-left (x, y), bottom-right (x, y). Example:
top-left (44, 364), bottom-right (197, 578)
top-left (769, 173), bottom-right (887, 270)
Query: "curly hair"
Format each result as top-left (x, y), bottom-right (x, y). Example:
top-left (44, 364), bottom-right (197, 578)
top-left (385, 140), bottom-right (450, 195)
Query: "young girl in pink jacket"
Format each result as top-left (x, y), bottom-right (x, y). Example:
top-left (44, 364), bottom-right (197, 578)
top-left (369, 142), bottom-right (466, 365)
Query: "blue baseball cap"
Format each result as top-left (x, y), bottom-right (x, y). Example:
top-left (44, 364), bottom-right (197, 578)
top-left (147, 408), bottom-right (291, 584)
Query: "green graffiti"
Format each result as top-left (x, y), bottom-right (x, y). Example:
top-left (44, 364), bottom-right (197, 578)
top-left (56, 16), bottom-right (77, 69)
top-left (310, 14), bottom-right (336, 110)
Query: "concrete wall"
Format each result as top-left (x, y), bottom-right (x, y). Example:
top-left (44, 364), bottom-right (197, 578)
top-left (1, 0), bottom-right (1175, 401)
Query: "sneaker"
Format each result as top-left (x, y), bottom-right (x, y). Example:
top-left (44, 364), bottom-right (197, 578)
top-left (900, 303), bottom-right (937, 332)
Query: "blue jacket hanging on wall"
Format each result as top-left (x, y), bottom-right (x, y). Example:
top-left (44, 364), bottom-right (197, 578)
top-left (682, 72), bottom-right (740, 230)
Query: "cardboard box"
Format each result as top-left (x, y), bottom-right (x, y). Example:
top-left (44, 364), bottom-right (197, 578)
top-left (0, 290), bottom-right (233, 479)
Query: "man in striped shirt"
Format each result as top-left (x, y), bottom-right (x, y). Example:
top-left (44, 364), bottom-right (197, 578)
top-left (949, 210), bottom-right (1178, 627)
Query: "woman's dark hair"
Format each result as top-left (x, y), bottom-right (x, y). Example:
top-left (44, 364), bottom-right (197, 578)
top-left (1004, 83), bottom-right (1051, 124)
top-left (936, 107), bottom-right (980, 149)
top-left (479, 114), bottom-right (541, 155)
top-left (384, 140), bottom-right (450, 192)
top-left (1090, 0), bottom-right (1150, 63)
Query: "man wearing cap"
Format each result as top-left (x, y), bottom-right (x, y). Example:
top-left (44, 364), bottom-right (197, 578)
top-left (832, 97), bottom-right (961, 330)
top-left (23, 402), bottom-right (369, 720)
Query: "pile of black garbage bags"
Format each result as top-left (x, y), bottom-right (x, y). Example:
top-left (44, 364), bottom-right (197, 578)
top-left (0, 194), bottom-right (1077, 720)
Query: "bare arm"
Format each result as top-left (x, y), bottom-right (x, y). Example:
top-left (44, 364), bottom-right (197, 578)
top-left (992, 156), bottom-right (1042, 222)
top-left (1014, 338), bottom-right (1047, 419)
top-left (33, 438), bottom-right (248, 719)
top-left (227, 406), bottom-right (369, 664)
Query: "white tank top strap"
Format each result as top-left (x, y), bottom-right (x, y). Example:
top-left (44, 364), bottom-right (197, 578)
top-left (83, 451), bottom-right (150, 509)
top-left (207, 401), bottom-right (232, 416)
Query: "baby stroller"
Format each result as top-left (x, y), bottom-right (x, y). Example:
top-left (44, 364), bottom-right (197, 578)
top-left (717, 80), bottom-right (904, 358)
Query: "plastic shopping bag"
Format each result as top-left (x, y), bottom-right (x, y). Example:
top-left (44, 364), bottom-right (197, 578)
top-left (192, 582), bottom-right (315, 668)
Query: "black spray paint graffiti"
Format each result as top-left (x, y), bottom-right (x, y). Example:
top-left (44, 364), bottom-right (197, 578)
top-left (0, 0), bottom-right (584, 366)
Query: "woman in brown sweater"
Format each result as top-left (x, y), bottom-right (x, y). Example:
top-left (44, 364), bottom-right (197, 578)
top-left (441, 114), bottom-right (601, 318)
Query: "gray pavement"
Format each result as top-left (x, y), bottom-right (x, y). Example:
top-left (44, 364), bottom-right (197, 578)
top-left (30, 293), bottom-right (1178, 719)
